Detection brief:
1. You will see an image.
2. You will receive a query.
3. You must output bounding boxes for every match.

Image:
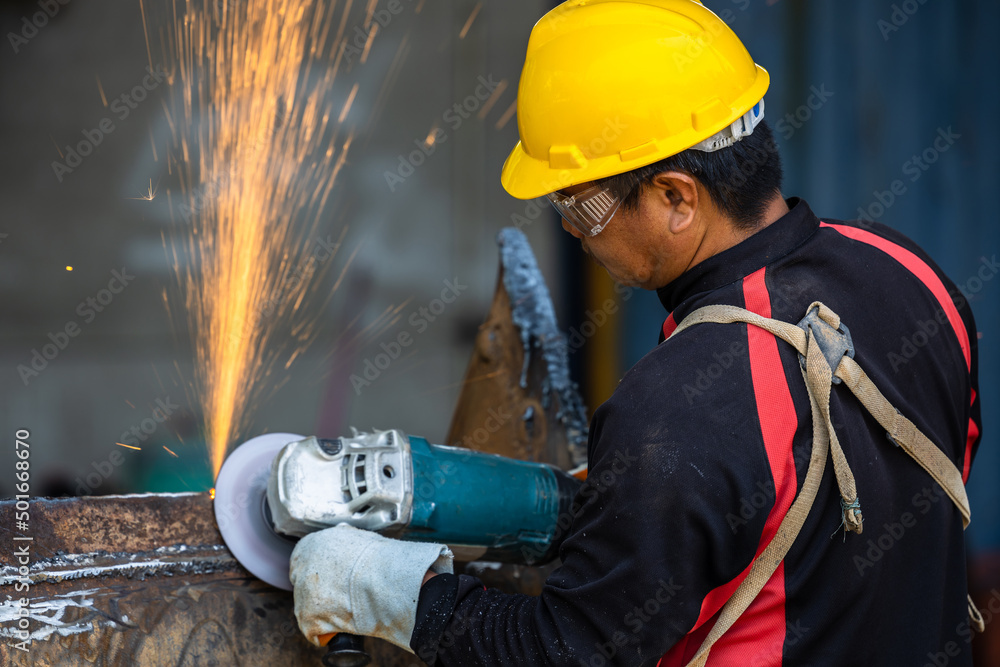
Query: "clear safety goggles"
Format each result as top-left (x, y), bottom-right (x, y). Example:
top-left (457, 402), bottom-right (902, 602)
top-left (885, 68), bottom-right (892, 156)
top-left (546, 179), bottom-right (639, 237)
top-left (546, 100), bottom-right (764, 236)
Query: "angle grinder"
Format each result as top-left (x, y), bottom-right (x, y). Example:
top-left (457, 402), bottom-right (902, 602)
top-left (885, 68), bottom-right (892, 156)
top-left (213, 429), bottom-right (582, 666)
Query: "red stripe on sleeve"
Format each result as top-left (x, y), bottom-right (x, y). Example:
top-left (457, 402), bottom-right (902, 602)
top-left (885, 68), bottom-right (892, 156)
top-left (965, 419), bottom-right (978, 483)
top-left (965, 389), bottom-right (978, 483)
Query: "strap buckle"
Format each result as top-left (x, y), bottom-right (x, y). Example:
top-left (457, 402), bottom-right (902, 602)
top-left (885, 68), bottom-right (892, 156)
top-left (796, 305), bottom-right (855, 384)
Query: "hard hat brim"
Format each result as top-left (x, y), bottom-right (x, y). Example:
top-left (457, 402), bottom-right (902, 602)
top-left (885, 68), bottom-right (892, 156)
top-left (500, 65), bottom-right (770, 201)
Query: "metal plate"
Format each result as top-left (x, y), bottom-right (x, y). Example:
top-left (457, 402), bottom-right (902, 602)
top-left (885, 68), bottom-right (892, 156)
top-left (214, 432), bottom-right (303, 591)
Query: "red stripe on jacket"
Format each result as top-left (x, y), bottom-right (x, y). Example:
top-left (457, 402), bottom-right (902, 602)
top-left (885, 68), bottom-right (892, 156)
top-left (819, 222), bottom-right (970, 369)
top-left (659, 268), bottom-right (796, 666)
top-left (820, 222), bottom-right (977, 481)
top-left (663, 312), bottom-right (678, 339)
top-left (965, 389), bottom-right (978, 483)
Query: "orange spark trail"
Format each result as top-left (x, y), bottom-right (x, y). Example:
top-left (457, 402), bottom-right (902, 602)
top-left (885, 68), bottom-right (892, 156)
top-left (459, 3), bottom-right (482, 39)
top-left (163, 0), bottom-right (354, 478)
top-left (96, 75), bottom-right (108, 107)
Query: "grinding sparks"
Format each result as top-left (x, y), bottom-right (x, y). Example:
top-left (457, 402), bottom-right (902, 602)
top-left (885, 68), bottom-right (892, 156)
top-left (163, 445), bottom-right (179, 458)
top-left (459, 3), bottom-right (482, 39)
top-left (209, 488), bottom-right (216, 500)
top-left (477, 79), bottom-right (508, 119)
top-left (96, 75), bottom-right (108, 107)
top-left (116, 442), bottom-right (142, 451)
top-left (360, 23), bottom-right (378, 64)
top-left (424, 125), bottom-right (439, 147)
top-left (339, 83), bottom-right (360, 123)
top-left (161, 0), bottom-right (354, 478)
top-left (131, 178), bottom-right (158, 201)
top-left (496, 98), bottom-right (517, 130)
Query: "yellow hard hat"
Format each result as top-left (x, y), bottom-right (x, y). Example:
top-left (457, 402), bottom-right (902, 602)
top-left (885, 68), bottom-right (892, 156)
top-left (501, 0), bottom-right (770, 200)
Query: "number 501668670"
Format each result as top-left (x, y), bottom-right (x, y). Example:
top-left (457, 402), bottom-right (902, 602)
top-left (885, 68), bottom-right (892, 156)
top-left (15, 429), bottom-right (30, 498)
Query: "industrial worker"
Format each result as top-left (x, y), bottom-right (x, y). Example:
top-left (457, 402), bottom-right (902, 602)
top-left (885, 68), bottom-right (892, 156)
top-left (289, 1), bottom-right (982, 665)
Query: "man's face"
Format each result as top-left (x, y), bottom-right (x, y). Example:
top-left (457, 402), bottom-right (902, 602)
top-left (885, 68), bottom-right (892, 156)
top-left (556, 180), bottom-right (686, 290)
top-left (557, 173), bottom-right (777, 291)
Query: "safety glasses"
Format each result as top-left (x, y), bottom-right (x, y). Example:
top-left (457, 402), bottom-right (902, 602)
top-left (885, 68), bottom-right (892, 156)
top-left (546, 180), bottom-right (638, 237)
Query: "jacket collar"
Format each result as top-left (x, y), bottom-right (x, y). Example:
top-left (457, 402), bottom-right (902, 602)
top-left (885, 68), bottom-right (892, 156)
top-left (655, 197), bottom-right (820, 313)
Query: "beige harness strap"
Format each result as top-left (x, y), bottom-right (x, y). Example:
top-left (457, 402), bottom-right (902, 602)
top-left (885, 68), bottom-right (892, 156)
top-left (834, 356), bottom-right (971, 527)
top-left (670, 302), bottom-right (976, 666)
top-left (673, 303), bottom-right (864, 533)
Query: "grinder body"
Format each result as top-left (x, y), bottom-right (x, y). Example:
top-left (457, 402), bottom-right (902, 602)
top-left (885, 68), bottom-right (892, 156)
top-left (266, 430), bottom-right (581, 566)
top-left (405, 434), bottom-right (579, 563)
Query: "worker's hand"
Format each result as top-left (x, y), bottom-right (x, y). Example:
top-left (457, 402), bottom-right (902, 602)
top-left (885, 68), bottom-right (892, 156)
top-left (289, 524), bottom-right (453, 652)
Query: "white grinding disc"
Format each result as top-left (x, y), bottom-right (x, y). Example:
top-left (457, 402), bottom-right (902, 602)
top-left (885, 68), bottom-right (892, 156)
top-left (214, 432), bottom-right (304, 591)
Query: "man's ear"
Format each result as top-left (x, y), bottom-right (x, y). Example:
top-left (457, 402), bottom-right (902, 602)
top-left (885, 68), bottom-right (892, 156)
top-left (648, 171), bottom-right (699, 234)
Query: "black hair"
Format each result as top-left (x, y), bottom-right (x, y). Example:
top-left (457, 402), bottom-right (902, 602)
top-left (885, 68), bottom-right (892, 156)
top-left (596, 119), bottom-right (784, 231)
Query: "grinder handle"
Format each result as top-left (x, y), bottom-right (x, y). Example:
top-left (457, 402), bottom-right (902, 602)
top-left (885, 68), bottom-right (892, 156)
top-left (320, 633), bottom-right (371, 667)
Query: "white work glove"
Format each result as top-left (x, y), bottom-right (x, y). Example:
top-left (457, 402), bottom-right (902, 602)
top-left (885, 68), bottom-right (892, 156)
top-left (289, 523), bottom-right (454, 652)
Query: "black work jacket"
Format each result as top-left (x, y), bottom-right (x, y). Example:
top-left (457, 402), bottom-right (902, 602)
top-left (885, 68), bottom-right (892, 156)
top-left (411, 198), bottom-right (981, 667)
